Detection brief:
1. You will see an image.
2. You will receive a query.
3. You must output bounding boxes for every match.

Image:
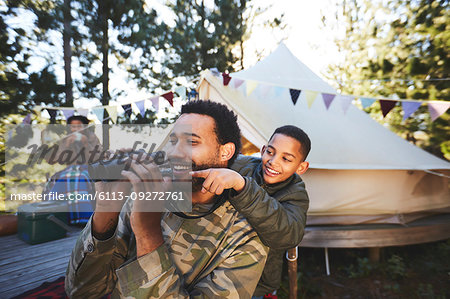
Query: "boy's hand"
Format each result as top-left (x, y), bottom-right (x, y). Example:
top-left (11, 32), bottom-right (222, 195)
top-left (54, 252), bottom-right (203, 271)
top-left (190, 168), bottom-right (245, 195)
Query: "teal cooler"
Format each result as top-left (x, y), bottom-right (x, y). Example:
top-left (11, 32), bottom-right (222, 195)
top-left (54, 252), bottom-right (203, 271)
top-left (17, 201), bottom-right (69, 244)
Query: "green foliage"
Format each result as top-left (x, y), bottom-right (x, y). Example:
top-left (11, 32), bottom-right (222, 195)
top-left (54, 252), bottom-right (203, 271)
top-left (324, 0), bottom-right (449, 159)
top-left (345, 257), bottom-right (375, 278)
top-left (386, 254), bottom-right (406, 279)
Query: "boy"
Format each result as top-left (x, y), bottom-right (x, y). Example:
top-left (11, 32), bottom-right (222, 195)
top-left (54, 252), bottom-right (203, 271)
top-left (191, 125), bottom-right (310, 297)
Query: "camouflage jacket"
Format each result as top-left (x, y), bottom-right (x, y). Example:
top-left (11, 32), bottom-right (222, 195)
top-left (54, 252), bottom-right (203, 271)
top-left (230, 155), bottom-right (309, 296)
top-left (65, 199), bottom-right (268, 298)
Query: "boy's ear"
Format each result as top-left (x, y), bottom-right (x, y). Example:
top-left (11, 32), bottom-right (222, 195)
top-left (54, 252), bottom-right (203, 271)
top-left (296, 161), bottom-right (309, 175)
top-left (260, 145), bottom-right (266, 156)
top-left (219, 142), bottom-right (236, 162)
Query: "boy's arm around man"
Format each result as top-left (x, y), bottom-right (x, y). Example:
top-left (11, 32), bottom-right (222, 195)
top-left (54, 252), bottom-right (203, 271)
top-left (229, 155), bottom-right (309, 250)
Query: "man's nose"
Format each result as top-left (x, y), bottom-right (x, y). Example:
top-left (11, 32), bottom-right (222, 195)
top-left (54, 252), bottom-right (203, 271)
top-left (168, 141), bottom-right (188, 160)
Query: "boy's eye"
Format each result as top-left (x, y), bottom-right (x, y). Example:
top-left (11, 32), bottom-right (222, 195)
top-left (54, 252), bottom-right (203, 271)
top-left (188, 139), bottom-right (198, 145)
top-left (169, 138), bottom-right (177, 145)
top-left (283, 157), bottom-right (292, 162)
top-left (266, 149), bottom-right (273, 155)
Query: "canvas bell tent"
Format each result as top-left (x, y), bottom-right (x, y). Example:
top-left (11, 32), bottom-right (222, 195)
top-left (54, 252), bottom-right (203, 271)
top-left (197, 43), bottom-right (450, 227)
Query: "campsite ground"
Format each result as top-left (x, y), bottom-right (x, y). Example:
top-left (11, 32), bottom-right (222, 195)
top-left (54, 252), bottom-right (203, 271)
top-left (278, 239), bottom-right (450, 298)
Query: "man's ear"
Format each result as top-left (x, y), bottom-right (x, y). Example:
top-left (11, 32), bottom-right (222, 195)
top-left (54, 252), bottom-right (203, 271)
top-left (219, 142), bottom-right (236, 162)
top-left (260, 145), bottom-right (266, 156)
top-left (296, 161), bottom-right (309, 175)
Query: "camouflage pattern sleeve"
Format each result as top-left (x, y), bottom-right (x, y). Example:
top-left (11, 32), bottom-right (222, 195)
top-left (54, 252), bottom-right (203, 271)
top-left (65, 212), bottom-right (132, 298)
top-left (115, 230), bottom-right (267, 299)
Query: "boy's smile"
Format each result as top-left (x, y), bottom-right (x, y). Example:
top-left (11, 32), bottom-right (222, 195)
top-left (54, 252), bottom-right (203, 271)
top-left (261, 133), bottom-right (307, 185)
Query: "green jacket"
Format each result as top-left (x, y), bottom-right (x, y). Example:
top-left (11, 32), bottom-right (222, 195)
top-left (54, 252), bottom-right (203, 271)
top-left (65, 199), bottom-right (268, 298)
top-left (230, 155), bottom-right (309, 296)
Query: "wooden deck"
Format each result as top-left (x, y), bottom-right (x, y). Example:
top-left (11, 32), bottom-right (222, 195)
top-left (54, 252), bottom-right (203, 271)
top-left (300, 213), bottom-right (450, 248)
top-left (0, 229), bottom-right (81, 299)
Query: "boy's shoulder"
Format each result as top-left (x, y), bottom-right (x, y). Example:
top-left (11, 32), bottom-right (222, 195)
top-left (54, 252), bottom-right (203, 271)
top-left (230, 155), bottom-right (261, 174)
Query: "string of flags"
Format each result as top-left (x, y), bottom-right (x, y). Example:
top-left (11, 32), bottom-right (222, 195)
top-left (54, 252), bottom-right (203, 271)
top-left (30, 87), bottom-right (199, 124)
top-left (220, 72), bottom-right (450, 122)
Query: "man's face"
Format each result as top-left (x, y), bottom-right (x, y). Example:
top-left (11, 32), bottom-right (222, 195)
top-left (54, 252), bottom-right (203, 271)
top-left (69, 120), bottom-right (84, 133)
top-left (261, 133), bottom-right (305, 185)
top-left (168, 113), bottom-right (227, 191)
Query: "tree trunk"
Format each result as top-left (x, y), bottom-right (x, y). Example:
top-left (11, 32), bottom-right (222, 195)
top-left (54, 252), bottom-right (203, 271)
top-left (63, 0), bottom-right (73, 107)
top-left (99, 1), bottom-right (110, 149)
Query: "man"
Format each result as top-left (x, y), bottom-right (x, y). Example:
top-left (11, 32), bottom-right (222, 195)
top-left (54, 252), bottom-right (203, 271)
top-left (65, 100), bottom-right (268, 298)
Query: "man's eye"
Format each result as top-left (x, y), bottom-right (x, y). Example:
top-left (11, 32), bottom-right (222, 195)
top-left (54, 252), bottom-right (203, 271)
top-left (169, 139), bottom-right (177, 145)
top-left (187, 139), bottom-right (198, 145)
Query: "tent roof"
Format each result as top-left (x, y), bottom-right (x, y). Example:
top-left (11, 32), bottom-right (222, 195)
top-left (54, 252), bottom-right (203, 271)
top-left (199, 43), bottom-right (450, 170)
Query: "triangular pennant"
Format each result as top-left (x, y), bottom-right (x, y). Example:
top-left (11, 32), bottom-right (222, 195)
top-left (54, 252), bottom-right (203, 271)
top-left (233, 78), bottom-right (244, 89)
top-left (379, 99), bottom-right (397, 118)
top-left (273, 86), bottom-right (286, 98)
top-left (188, 90), bottom-right (198, 101)
top-left (401, 101), bottom-right (422, 121)
top-left (62, 109), bottom-right (75, 120)
top-left (360, 97), bottom-right (376, 109)
top-left (22, 113), bottom-right (32, 124)
top-left (428, 102), bottom-right (450, 121)
top-left (259, 84), bottom-right (272, 98)
top-left (92, 108), bottom-right (104, 123)
top-left (149, 96), bottom-right (159, 111)
top-left (122, 104), bottom-right (132, 117)
top-left (77, 108), bottom-right (89, 117)
top-left (304, 90), bottom-right (318, 108)
top-left (162, 92), bottom-right (174, 107)
top-left (135, 100), bottom-right (146, 117)
top-left (105, 106), bottom-right (118, 123)
top-left (321, 93), bottom-right (336, 110)
top-left (289, 89), bottom-right (301, 105)
top-left (46, 108), bottom-right (57, 119)
top-left (174, 86), bottom-right (186, 101)
top-left (222, 73), bottom-right (232, 86)
top-left (338, 95), bottom-right (354, 114)
top-left (246, 81), bottom-right (258, 96)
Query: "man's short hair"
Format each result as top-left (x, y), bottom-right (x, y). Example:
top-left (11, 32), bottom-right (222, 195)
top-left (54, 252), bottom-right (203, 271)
top-left (67, 115), bottom-right (90, 124)
top-left (270, 125), bottom-right (311, 160)
top-left (181, 100), bottom-right (241, 165)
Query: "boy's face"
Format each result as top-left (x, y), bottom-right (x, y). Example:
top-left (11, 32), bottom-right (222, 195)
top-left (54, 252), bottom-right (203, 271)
top-left (261, 133), bottom-right (309, 185)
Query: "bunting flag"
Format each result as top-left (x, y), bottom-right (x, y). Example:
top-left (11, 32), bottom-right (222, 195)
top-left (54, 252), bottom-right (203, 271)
top-left (135, 100), bottom-right (146, 117)
top-left (304, 91), bottom-right (318, 108)
top-left (46, 108), bottom-right (57, 120)
top-left (259, 84), bottom-right (272, 98)
top-left (428, 102), bottom-right (450, 121)
top-left (379, 99), bottom-right (397, 118)
top-left (360, 97), bottom-right (376, 109)
top-left (246, 80), bottom-right (258, 96)
top-left (162, 92), bottom-right (174, 106)
top-left (321, 93), bottom-right (335, 110)
top-left (149, 96), bottom-right (159, 111)
top-left (77, 108), bottom-right (89, 117)
top-left (174, 86), bottom-right (187, 101)
top-left (62, 109), bottom-right (75, 120)
top-left (105, 106), bottom-right (118, 123)
top-left (122, 104), bottom-right (132, 117)
top-left (22, 113), bottom-right (32, 124)
top-left (402, 101), bottom-right (422, 121)
top-left (188, 90), bottom-right (198, 101)
top-left (273, 87), bottom-right (285, 98)
top-left (92, 108), bottom-right (104, 123)
top-left (289, 89), bottom-right (301, 105)
top-left (233, 78), bottom-right (245, 89)
top-left (222, 73), bottom-right (232, 86)
top-left (339, 95), bottom-right (354, 114)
